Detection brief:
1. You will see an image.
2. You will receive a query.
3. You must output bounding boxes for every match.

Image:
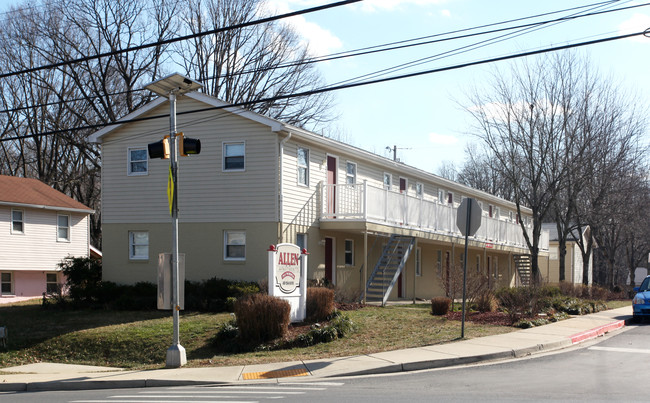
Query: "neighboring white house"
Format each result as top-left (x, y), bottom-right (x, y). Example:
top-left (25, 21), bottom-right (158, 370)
top-left (542, 223), bottom-right (594, 285)
top-left (90, 90), bottom-right (550, 303)
top-left (0, 175), bottom-right (94, 297)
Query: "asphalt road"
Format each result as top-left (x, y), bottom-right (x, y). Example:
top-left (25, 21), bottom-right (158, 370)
top-left (2, 323), bottom-right (648, 403)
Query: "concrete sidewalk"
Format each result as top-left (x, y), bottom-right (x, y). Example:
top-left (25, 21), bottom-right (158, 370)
top-left (0, 306), bottom-right (632, 392)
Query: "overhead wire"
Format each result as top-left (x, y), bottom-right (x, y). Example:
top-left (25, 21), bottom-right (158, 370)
top-left (2, 28), bottom-right (647, 144)
top-left (0, 0), bottom-right (362, 80)
top-left (0, 0), bottom-right (646, 116)
top-left (326, 0), bottom-right (635, 88)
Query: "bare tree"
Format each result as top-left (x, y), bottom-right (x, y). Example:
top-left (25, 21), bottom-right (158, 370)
top-left (174, 0), bottom-right (334, 130)
top-left (465, 54), bottom-right (578, 283)
top-left (455, 143), bottom-right (514, 201)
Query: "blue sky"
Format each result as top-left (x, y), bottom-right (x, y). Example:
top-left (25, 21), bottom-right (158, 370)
top-left (1, 0), bottom-right (649, 173)
top-left (277, 0), bottom-right (650, 173)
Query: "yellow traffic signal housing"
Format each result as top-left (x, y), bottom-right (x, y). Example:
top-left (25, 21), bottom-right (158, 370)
top-left (148, 135), bottom-right (170, 159)
top-left (178, 132), bottom-right (201, 156)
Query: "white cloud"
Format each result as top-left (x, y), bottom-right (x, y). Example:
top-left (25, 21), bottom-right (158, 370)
top-left (428, 132), bottom-right (458, 145)
top-left (440, 9), bottom-right (451, 18)
top-left (619, 13), bottom-right (650, 43)
top-left (269, 1), bottom-right (343, 56)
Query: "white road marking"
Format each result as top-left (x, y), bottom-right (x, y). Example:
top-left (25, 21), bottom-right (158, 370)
top-left (589, 346), bottom-right (650, 354)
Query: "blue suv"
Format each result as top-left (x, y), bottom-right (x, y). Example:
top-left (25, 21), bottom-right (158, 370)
top-left (632, 275), bottom-right (650, 323)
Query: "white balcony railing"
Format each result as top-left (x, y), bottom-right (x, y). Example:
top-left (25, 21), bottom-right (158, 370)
top-left (321, 182), bottom-right (548, 252)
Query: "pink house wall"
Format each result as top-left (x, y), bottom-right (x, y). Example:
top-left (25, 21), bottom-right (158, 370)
top-left (9, 271), bottom-right (65, 298)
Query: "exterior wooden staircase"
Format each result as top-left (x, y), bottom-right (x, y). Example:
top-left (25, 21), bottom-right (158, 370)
top-left (365, 235), bottom-right (415, 306)
top-left (513, 254), bottom-right (533, 286)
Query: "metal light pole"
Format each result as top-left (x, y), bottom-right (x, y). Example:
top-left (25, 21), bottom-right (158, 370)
top-left (144, 74), bottom-right (202, 368)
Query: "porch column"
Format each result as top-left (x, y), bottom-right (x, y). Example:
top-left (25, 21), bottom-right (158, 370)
top-left (363, 230), bottom-right (368, 304)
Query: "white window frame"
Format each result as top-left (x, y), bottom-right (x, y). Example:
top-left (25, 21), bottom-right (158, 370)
top-left (415, 247), bottom-right (422, 277)
top-left (415, 182), bottom-right (423, 199)
top-left (346, 161), bottom-right (357, 185)
top-left (438, 189), bottom-right (445, 204)
top-left (447, 191), bottom-right (454, 205)
top-left (46, 273), bottom-right (59, 294)
top-left (57, 214), bottom-right (70, 242)
top-left (127, 147), bottom-right (148, 176)
top-left (297, 146), bottom-right (309, 186)
top-left (494, 207), bottom-right (500, 220)
top-left (1, 272), bottom-right (13, 295)
top-left (344, 239), bottom-right (354, 266)
top-left (11, 209), bottom-right (24, 234)
top-left (129, 231), bottom-right (149, 260)
top-left (383, 172), bottom-right (392, 190)
top-left (224, 230), bottom-right (246, 261)
top-left (223, 142), bottom-right (246, 172)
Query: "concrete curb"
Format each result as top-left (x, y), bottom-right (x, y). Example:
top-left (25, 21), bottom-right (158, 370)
top-left (569, 319), bottom-right (627, 344)
top-left (0, 312), bottom-right (631, 392)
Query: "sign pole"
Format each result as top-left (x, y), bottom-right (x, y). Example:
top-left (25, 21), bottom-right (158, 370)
top-left (461, 201), bottom-right (470, 339)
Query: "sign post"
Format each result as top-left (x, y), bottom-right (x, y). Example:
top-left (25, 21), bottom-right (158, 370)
top-left (268, 243), bottom-right (308, 322)
top-left (456, 198), bottom-right (482, 338)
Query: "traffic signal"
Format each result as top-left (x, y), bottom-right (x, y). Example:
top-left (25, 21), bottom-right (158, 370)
top-left (178, 132), bottom-right (201, 156)
top-left (148, 135), bottom-right (170, 159)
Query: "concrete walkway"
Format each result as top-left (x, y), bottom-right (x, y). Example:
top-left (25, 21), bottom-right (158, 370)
top-left (0, 306), bottom-right (633, 392)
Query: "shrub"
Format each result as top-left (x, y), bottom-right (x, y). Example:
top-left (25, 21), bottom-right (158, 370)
top-left (294, 311), bottom-right (356, 347)
top-left (475, 291), bottom-right (498, 313)
top-left (58, 256), bottom-right (102, 305)
top-left (184, 278), bottom-right (260, 312)
top-left (307, 287), bottom-right (335, 322)
top-left (234, 294), bottom-right (291, 342)
top-left (431, 297), bottom-right (451, 315)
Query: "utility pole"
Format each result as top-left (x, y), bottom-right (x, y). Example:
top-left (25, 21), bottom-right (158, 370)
top-left (145, 74), bottom-right (203, 368)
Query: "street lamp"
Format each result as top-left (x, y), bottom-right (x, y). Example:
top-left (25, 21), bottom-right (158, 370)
top-left (144, 73), bottom-right (203, 368)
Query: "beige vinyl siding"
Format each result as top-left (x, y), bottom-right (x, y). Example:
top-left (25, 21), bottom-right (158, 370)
top-left (0, 206), bottom-right (89, 271)
top-left (101, 97), bottom-right (278, 224)
top-left (102, 222), bottom-right (277, 285)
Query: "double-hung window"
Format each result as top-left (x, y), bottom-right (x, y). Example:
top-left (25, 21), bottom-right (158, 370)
top-left (46, 273), bottom-right (59, 294)
top-left (57, 214), bottom-right (70, 242)
top-left (225, 230), bottom-right (246, 261)
top-left (346, 162), bottom-right (357, 185)
top-left (297, 147), bottom-right (309, 186)
top-left (11, 209), bottom-right (24, 234)
top-left (344, 239), bottom-right (354, 266)
top-left (129, 231), bottom-right (149, 260)
top-left (383, 173), bottom-right (392, 190)
top-left (223, 142), bottom-right (245, 171)
top-left (128, 148), bottom-right (148, 176)
top-left (1, 272), bottom-right (13, 295)
top-left (415, 182), bottom-right (423, 199)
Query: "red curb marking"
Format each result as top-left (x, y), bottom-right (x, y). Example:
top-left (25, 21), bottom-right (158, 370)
top-left (570, 320), bottom-right (625, 344)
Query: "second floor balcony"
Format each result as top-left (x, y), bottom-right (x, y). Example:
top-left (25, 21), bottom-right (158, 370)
top-left (320, 182), bottom-right (549, 252)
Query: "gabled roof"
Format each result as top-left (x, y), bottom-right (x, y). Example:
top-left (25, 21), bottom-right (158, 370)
top-left (542, 223), bottom-right (589, 242)
top-left (0, 175), bottom-right (93, 213)
top-left (88, 92), bottom-right (284, 143)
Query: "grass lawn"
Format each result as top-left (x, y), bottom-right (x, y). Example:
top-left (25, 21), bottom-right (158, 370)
top-left (0, 299), bottom-right (631, 370)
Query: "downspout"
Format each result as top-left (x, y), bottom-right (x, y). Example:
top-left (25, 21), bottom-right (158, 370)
top-left (278, 132), bottom-right (292, 243)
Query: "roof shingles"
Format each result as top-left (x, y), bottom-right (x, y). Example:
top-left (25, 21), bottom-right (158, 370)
top-left (0, 175), bottom-right (92, 212)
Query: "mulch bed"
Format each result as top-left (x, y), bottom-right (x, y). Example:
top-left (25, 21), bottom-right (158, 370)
top-left (444, 311), bottom-right (515, 326)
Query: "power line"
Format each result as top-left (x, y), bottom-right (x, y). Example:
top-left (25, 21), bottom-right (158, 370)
top-left (1, 0), bottom-right (645, 116)
top-left (0, 0), bottom-right (361, 80)
top-left (2, 29), bottom-right (646, 143)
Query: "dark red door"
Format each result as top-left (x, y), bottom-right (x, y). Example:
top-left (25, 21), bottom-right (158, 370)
top-left (327, 156), bottom-right (337, 216)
